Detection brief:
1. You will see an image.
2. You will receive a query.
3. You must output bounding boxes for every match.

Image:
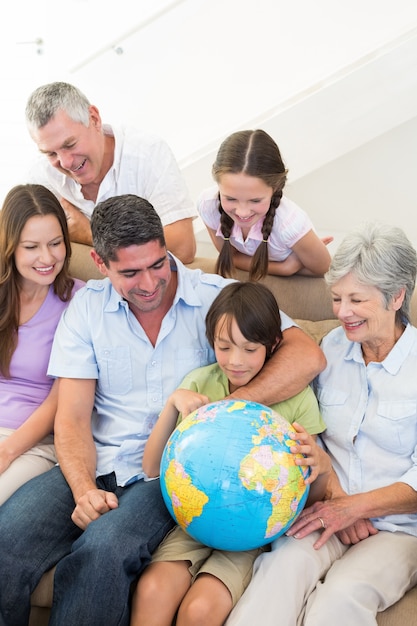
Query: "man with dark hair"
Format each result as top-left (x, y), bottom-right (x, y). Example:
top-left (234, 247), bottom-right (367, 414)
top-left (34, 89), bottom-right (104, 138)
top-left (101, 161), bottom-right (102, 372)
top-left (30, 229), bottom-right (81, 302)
top-left (0, 195), bottom-right (325, 625)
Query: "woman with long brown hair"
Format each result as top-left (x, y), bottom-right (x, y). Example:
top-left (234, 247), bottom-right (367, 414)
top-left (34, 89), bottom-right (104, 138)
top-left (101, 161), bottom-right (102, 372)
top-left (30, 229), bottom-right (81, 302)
top-left (0, 184), bottom-right (84, 504)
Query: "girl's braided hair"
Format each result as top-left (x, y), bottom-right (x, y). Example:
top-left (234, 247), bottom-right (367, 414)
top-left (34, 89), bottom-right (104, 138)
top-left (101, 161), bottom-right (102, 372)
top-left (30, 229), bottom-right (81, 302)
top-left (212, 130), bottom-right (287, 280)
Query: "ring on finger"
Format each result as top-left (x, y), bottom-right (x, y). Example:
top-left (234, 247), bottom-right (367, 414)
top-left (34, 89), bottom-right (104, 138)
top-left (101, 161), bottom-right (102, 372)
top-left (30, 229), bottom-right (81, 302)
top-left (317, 517), bottom-right (326, 529)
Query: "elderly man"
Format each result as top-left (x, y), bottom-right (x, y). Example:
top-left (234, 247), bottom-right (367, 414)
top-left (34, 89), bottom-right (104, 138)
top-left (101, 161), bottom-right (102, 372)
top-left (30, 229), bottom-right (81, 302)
top-left (25, 81), bottom-right (197, 263)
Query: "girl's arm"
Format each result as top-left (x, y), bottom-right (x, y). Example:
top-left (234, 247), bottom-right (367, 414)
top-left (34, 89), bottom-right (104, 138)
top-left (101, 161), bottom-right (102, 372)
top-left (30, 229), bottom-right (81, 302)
top-left (0, 379), bottom-right (59, 476)
top-left (204, 226), bottom-right (225, 254)
top-left (204, 225), bottom-right (305, 275)
top-left (227, 232), bottom-right (333, 277)
top-left (233, 250), bottom-right (305, 276)
top-left (143, 389), bottom-right (209, 477)
top-left (290, 230), bottom-right (332, 276)
top-left (205, 225), bottom-right (331, 277)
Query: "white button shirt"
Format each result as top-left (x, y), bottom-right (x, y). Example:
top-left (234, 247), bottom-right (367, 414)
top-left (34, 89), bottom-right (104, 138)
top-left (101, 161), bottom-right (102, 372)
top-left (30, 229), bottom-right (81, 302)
top-left (27, 125), bottom-right (197, 225)
top-left (197, 185), bottom-right (313, 260)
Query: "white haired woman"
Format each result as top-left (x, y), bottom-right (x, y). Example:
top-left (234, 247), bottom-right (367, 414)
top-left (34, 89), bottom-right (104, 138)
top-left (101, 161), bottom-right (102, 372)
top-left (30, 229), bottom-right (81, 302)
top-left (226, 222), bottom-right (417, 626)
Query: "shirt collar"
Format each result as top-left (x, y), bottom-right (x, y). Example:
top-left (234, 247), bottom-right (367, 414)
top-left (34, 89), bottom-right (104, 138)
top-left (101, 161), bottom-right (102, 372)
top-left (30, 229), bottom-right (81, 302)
top-left (345, 321), bottom-right (412, 374)
top-left (171, 254), bottom-right (204, 308)
top-left (103, 124), bottom-right (119, 177)
top-left (102, 252), bottom-right (203, 314)
top-left (216, 217), bottom-right (264, 243)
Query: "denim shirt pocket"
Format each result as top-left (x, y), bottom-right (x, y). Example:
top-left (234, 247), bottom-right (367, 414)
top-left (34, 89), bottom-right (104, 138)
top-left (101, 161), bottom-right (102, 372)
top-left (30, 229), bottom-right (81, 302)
top-left (174, 347), bottom-right (210, 373)
top-left (315, 386), bottom-right (349, 436)
top-left (316, 387), bottom-right (349, 408)
top-left (97, 346), bottom-right (133, 395)
top-left (375, 401), bottom-right (417, 454)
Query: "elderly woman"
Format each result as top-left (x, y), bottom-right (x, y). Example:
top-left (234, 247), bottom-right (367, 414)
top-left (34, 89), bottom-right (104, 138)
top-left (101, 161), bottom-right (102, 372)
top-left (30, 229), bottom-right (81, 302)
top-left (226, 222), bottom-right (417, 626)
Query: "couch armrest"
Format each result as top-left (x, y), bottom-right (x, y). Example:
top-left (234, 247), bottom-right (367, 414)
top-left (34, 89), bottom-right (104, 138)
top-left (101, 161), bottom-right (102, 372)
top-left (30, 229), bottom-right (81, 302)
top-left (294, 319), bottom-right (340, 344)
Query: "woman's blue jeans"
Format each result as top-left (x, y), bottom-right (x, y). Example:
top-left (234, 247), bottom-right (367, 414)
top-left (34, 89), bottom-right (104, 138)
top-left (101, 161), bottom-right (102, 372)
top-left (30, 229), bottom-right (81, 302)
top-left (0, 465), bottom-right (174, 626)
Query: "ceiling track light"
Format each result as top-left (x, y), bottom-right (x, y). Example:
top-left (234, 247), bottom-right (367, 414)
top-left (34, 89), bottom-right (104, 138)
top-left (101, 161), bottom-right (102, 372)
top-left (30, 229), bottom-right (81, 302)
top-left (16, 38), bottom-right (44, 55)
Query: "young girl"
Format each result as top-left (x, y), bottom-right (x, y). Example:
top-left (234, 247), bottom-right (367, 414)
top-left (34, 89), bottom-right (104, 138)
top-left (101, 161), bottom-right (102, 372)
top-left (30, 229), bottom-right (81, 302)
top-left (197, 129), bottom-right (332, 279)
top-left (0, 184), bottom-right (84, 505)
top-left (131, 282), bottom-right (331, 626)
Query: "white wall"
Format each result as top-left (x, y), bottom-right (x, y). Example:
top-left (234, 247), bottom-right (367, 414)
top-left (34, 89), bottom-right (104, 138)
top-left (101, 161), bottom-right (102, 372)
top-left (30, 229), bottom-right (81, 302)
top-left (285, 116), bottom-right (417, 251)
top-left (1, 0), bottom-right (417, 245)
top-left (69, 0), bottom-right (417, 160)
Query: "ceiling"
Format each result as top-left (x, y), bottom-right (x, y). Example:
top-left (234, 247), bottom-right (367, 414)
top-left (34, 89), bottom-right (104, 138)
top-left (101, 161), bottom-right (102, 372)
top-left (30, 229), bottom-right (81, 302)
top-left (2, 0), bottom-right (417, 211)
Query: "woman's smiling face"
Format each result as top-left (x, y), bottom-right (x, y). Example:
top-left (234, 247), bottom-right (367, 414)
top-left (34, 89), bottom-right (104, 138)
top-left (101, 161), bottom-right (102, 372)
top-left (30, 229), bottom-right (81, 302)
top-left (15, 214), bottom-right (66, 288)
top-left (330, 272), bottom-right (399, 345)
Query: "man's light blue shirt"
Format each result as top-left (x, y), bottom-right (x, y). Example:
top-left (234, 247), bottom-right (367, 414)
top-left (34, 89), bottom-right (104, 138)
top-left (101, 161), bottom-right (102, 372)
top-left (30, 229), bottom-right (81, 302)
top-left (315, 323), bottom-right (417, 536)
top-left (48, 256), bottom-right (294, 486)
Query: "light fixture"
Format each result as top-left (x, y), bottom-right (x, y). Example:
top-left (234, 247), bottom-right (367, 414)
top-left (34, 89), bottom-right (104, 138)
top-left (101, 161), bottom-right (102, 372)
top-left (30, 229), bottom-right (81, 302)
top-left (16, 37), bottom-right (44, 55)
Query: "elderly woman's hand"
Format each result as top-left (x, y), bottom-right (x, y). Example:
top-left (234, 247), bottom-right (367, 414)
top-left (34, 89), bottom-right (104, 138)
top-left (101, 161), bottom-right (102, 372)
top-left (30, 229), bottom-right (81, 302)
top-left (286, 495), bottom-right (378, 549)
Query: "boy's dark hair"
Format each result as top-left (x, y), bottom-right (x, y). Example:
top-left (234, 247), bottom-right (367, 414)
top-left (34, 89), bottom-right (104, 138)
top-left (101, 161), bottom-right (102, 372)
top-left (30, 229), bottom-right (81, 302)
top-left (205, 281), bottom-right (282, 359)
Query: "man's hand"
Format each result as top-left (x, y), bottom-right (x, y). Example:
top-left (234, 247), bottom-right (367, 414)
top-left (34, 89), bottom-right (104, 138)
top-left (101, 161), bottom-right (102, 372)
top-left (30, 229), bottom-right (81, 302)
top-left (71, 488), bottom-right (119, 530)
top-left (335, 519), bottom-right (379, 545)
top-left (60, 198), bottom-right (93, 245)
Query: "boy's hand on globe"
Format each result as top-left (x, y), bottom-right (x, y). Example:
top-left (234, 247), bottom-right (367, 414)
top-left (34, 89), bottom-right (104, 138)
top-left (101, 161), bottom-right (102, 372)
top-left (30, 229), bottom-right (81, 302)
top-left (288, 423), bottom-right (331, 484)
top-left (171, 389), bottom-right (210, 419)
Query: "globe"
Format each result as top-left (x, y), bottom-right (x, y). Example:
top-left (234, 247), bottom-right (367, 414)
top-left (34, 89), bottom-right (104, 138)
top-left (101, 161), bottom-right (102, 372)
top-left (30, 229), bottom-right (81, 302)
top-left (160, 399), bottom-right (310, 551)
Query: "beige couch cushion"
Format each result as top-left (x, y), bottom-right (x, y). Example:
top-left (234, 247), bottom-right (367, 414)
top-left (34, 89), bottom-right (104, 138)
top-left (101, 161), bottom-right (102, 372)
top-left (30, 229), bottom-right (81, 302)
top-left (69, 242), bottom-right (102, 282)
top-left (294, 319), bottom-right (340, 344)
top-left (187, 258), bottom-right (337, 322)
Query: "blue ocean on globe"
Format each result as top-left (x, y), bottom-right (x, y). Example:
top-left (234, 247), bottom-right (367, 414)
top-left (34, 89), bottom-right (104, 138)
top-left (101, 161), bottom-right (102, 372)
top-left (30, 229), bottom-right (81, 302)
top-left (160, 399), bottom-right (310, 551)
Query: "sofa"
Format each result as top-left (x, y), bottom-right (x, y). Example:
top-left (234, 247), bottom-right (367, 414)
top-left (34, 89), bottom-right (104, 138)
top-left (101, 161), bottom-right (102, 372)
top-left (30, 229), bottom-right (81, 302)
top-left (29, 243), bottom-right (417, 625)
